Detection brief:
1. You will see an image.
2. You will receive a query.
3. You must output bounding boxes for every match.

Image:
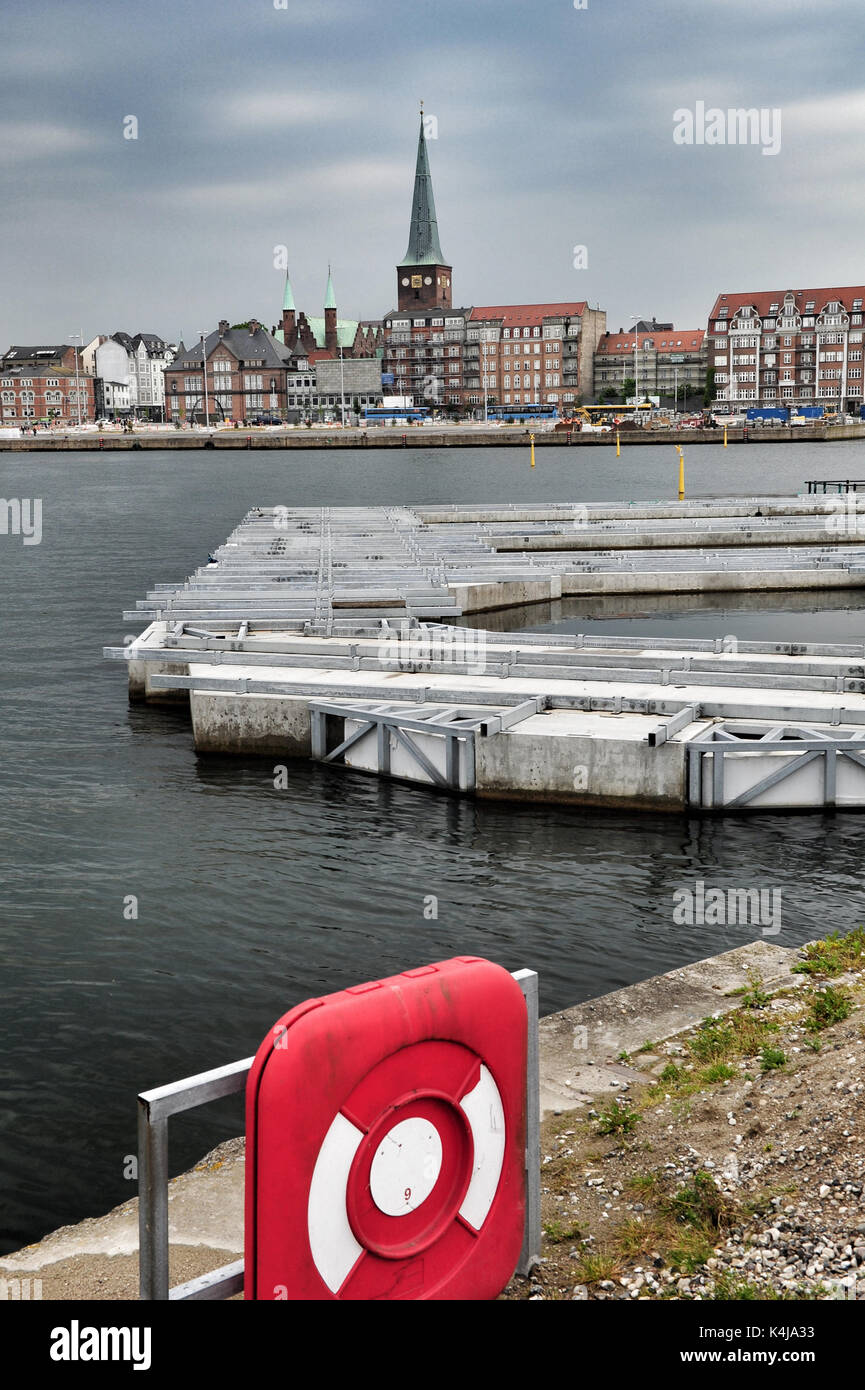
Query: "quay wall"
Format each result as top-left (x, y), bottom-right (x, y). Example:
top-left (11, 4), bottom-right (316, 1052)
top-left (4, 424), bottom-right (865, 451)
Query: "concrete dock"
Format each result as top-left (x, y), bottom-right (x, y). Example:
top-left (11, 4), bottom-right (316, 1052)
top-left (106, 499), bottom-right (865, 812)
top-left (6, 422), bottom-right (865, 451)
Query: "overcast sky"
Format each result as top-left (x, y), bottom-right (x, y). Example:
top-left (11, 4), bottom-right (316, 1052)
top-left (2, 0), bottom-right (864, 346)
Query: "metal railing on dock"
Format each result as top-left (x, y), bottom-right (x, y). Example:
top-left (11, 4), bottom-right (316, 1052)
top-left (806, 479), bottom-right (865, 493)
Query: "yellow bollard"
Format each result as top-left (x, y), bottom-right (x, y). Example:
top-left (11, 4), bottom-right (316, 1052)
top-left (723, 423), bottom-right (728, 448)
top-left (530, 432), bottom-right (535, 468)
top-left (676, 444), bottom-right (685, 500)
top-left (616, 431), bottom-right (620, 457)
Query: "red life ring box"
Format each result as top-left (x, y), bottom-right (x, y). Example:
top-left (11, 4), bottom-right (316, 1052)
top-left (245, 956), bottom-right (527, 1300)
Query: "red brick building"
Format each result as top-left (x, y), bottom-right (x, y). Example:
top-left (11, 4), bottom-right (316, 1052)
top-left (707, 286), bottom-right (865, 412)
top-left (0, 365), bottom-right (95, 425)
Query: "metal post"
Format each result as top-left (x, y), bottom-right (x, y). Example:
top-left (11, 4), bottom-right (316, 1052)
top-left (69, 332), bottom-right (83, 428)
top-left (512, 967), bottom-right (541, 1277)
top-left (138, 1101), bottom-right (169, 1301)
top-left (339, 344), bottom-right (345, 427)
top-left (199, 332), bottom-right (210, 429)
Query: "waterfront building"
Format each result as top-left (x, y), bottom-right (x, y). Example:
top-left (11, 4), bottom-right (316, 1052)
top-left (1, 344), bottom-right (81, 373)
top-left (707, 286), bottom-right (865, 413)
top-left (164, 320), bottom-right (292, 423)
top-left (112, 332), bottom-right (175, 419)
top-left (0, 364), bottom-right (95, 425)
top-left (164, 317), bottom-right (383, 423)
top-left (468, 302), bottom-right (604, 410)
top-left (274, 267), bottom-right (382, 361)
top-left (94, 377), bottom-right (132, 419)
top-left (594, 326), bottom-right (707, 406)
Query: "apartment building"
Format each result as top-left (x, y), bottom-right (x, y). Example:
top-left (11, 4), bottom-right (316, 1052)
top-left (707, 287), bottom-right (865, 412)
top-left (594, 326), bottom-right (707, 405)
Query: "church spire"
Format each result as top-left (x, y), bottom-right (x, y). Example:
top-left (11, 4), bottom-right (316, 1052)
top-left (398, 108), bottom-right (446, 267)
top-left (282, 271), bottom-right (296, 313)
top-left (324, 264), bottom-right (337, 310)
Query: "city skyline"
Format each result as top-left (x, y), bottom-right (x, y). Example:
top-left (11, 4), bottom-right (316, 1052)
top-left (3, 0), bottom-right (865, 343)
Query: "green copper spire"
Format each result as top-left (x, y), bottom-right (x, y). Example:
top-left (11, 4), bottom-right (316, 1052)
top-left (398, 111), bottom-right (446, 267)
top-left (282, 272), bottom-right (296, 313)
top-left (324, 265), bottom-right (336, 310)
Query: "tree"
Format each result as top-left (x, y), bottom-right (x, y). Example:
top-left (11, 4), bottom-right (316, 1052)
top-left (622, 377), bottom-right (636, 401)
top-left (702, 369), bottom-right (715, 408)
top-left (599, 386), bottom-right (620, 403)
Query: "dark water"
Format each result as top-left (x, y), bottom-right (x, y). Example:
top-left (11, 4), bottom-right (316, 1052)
top-left (3, 442), bottom-right (865, 1254)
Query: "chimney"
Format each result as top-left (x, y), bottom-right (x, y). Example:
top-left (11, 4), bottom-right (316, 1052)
top-left (248, 319), bottom-right (259, 335)
top-left (218, 319), bottom-right (228, 336)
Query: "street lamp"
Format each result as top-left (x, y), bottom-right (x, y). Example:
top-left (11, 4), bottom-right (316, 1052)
top-left (631, 314), bottom-right (646, 414)
top-left (69, 331), bottom-right (84, 428)
top-left (339, 342), bottom-right (346, 426)
top-left (198, 331), bottom-right (210, 429)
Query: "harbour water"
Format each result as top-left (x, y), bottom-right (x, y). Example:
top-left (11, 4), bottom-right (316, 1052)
top-left (2, 441), bottom-right (865, 1254)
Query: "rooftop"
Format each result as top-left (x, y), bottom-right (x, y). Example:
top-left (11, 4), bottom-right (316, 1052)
top-left (709, 287), bottom-right (865, 319)
top-left (470, 303), bottom-right (588, 326)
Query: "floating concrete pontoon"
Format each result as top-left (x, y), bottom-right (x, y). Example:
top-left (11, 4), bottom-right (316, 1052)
top-left (106, 501), bottom-right (865, 812)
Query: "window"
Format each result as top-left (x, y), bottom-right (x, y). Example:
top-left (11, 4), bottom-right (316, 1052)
top-left (246, 374), bottom-right (263, 389)
top-left (246, 394), bottom-right (263, 408)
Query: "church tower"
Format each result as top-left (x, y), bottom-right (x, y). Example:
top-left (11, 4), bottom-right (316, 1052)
top-left (396, 108), bottom-right (452, 312)
top-left (281, 270), bottom-right (296, 342)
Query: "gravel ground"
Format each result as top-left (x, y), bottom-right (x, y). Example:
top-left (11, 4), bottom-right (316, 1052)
top-left (504, 942), bottom-right (865, 1301)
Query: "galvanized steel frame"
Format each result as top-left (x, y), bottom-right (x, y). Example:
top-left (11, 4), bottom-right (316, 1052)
top-left (685, 722), bottom-right (865, 809)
